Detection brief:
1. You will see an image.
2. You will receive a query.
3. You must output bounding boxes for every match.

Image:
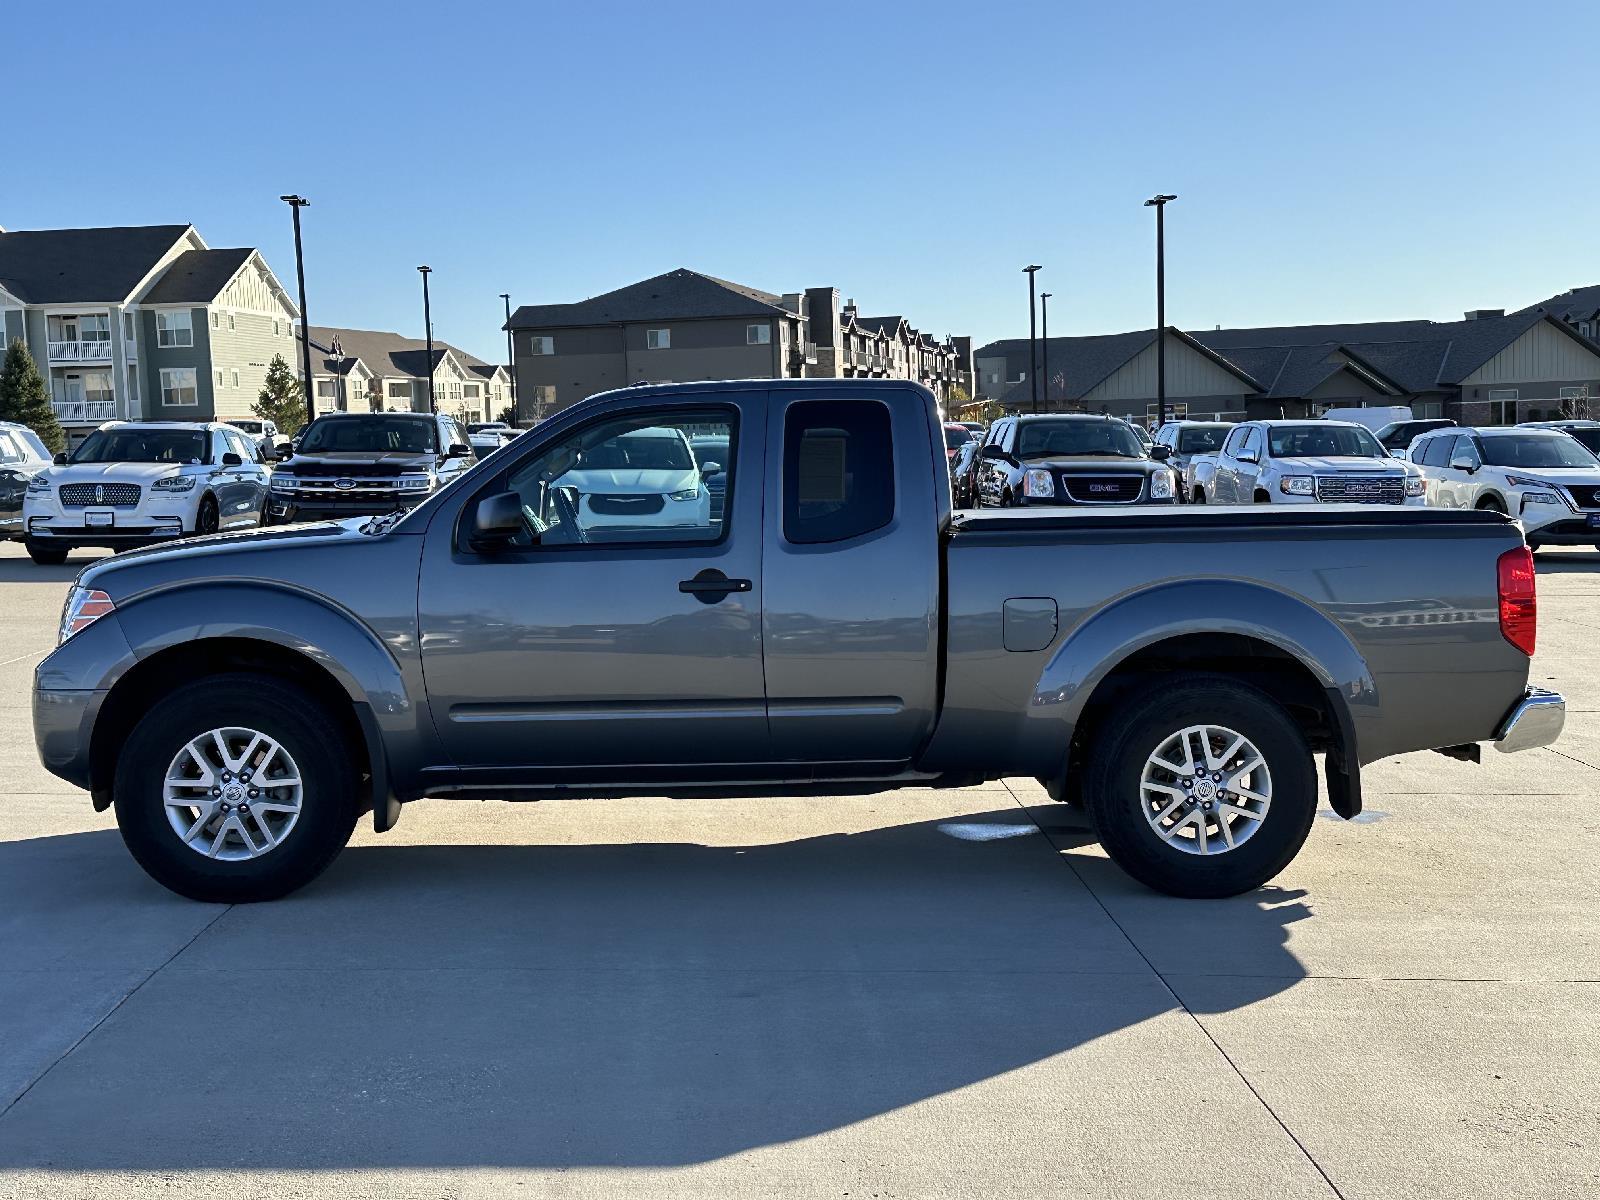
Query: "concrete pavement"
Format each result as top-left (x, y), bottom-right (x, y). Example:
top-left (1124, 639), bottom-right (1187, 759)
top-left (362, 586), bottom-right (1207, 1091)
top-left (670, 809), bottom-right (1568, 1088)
top-left (0, 540), bottom-right (1596, 1198)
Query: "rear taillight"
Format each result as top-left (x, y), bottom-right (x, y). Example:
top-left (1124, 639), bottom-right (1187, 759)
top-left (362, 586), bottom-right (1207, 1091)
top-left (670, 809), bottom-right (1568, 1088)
top-left (1497, 546), bottom-right (1537, 656)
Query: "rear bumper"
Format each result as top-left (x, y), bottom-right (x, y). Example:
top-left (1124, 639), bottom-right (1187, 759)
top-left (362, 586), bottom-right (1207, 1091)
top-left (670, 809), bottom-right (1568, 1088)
top-left (1493, 687), bottom-right (1566, 754)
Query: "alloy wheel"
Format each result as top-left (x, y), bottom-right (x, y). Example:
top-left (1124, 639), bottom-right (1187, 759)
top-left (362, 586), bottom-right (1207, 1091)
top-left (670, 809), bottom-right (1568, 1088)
top-left (163, 727), bottom-right (303, 860)
top-left (1139, 723), bottom-right (1272, 856)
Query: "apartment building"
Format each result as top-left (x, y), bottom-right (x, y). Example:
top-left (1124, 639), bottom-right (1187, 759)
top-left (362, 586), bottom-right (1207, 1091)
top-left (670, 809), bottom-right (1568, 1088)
top-left (506, 269), bottom-right (973, 420)
top-left (974, 307), bottom-right (1600, 426)
top-left (299, 327), bottom-right (511, 424)
top-left (0, 224), bottom-right (299, 442)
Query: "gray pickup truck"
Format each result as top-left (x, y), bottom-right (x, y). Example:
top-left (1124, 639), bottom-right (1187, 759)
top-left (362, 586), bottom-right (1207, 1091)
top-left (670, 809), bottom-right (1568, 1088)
top-left (34, 380), bottom-right (1564, 903)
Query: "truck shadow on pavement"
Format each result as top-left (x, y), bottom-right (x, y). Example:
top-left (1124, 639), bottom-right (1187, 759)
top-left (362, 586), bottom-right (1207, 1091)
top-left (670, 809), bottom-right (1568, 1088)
top-left (0, 809), bottom-right (1312, 1171)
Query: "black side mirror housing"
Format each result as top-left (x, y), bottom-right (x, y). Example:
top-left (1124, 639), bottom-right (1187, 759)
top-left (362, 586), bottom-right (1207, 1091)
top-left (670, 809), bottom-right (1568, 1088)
top-left (53, 452), bottom-right (69, 465)
top-left (979, 444), bottom-right (1011, 462)
top-left (470, 491), bottom-right (525, 551)
top-left (448, 443), bottom-right (473, 459)
top-left (1150, 444), bottom-right (1171, 461)
top-left (221, 452), bottom-right (243, 467)
top-left (274, 442), bottom-right (294, 461)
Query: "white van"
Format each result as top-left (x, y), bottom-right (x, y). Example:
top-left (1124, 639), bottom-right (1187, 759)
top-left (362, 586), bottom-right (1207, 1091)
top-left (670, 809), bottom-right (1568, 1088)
top-left (1322, 405), bottom-right (1413, 433)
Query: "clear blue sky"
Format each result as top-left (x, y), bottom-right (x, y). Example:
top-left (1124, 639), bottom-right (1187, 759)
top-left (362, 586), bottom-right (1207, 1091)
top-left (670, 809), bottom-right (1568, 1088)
top-left (4, 1), bottom-right (1595, 361)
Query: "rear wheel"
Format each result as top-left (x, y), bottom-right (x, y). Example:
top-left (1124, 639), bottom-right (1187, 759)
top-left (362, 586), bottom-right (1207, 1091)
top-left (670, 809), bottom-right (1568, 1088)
top-left (25, 540), bottom-right (68, 565)
top-left (1083, 676), bottom-right (1317, 898)
top-left (113, 674), bottom-right (359, 902)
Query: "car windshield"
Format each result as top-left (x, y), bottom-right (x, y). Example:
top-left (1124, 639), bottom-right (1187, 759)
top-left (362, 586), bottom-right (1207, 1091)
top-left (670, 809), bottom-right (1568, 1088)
top-left (1267, 425), bottom-right (1385, 458)
top-left (1016, 420), bottom-right (1144, 458)
top-left (1480, 434), bottom-right (1600, 469)
top-left (944, 426), bottom-right (973, 448)
top-left (10, 427), bottom-right (49, 459)
top-left (70, 428), bottom-right (206, 464)
top-left (231, 421), bottom-right (263, 433)
top-left (577, 431), bottom-right (692, 472)
top-left (1176, 426), bottom-right (1228, 453)
top-left (298, 416), bottom-right (437, 454)
top-left (1563, 428), bottom-right (1600, 454)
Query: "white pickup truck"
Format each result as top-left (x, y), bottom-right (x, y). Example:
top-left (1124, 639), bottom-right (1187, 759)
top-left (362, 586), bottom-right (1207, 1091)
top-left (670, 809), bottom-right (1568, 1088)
top-left (1190, 419), bottom-right (1424, 505)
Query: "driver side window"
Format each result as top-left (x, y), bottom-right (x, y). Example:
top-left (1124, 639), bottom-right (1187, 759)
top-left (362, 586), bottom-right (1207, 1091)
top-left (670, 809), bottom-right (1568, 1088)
top-left (502, 408), bottom-right (735, 547)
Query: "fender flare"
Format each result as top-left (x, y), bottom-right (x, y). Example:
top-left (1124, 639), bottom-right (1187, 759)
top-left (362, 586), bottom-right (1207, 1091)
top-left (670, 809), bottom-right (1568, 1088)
top-left (1027, 579), bottom-right (1376, 816)
top-left (107, 581), bottom-right (419, 830)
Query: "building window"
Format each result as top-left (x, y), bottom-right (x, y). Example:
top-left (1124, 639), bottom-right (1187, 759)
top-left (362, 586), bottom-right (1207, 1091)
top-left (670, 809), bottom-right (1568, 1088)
top-left (156, 311), bottom-right (194, 348)
top-left (646, 328), bottom-right (670, 350)
top-left (160, 367), bottom-right (198, 406)
top-left (1559, 387), bottom-right (1589, 401)
top-left (464, 383), bottom-right (480, 398)
top-left (211, 313), bottom-right (220, 329)
top-left (1487, 388), bottom-right (1519, 426)
top-left (529, 335), bottom-right (554, 355)
top-left (84, 371), bottom-right (115, 404)
top-left (747, 324), bottom-right (771, 345)
top-left (231, 369), bottom-right (240, 389)
top-left (316, 380), bottom-right (336, 399)
top-left (228, 313), bottom-right (236, 331)
top-left (388, 381), bottom-right (411, 401)
top-left (215, 369), bottom-right (225, 389)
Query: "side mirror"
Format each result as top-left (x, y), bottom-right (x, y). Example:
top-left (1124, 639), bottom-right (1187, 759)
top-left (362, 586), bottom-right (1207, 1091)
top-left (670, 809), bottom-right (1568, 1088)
top-left (1150, 444), bottom-right (1171, 461)
top-left (470, 491), bottom-right (525, 551)
top-left (274, 443), bottom-right (294, 461)
top-left (979, 444), bottom-right (1012, 462)
top-left (1237, 448), bottom-right (1259, 464)
top-left (700, 461), bottom-right (722, 477)
top-left (447, 442), bottom-right (473, 459)
top-left (221, 452), bottom-right (243, 467)
top-left (1450, 454), bottom-right (1477, 474)
top-left (54, 452), bottom-right (69, 465)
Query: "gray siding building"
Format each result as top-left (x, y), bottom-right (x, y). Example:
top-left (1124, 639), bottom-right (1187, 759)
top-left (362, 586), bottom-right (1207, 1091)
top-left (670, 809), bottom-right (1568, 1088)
top-left (506, 269), bottom-right (972, 421)
top-left (0, 225), bottom-right (298, 441)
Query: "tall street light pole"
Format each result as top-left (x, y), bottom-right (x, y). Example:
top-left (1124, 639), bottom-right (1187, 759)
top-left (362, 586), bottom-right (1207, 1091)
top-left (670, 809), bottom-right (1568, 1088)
top-left (1039, 292), bottom-right (1052, 411)
top-left (279, 194), bottom-right (315, 428)
top-left (499, 292), bottom-right (517, 424)
top-left (418, 266), bottom-right (436, 414)
top-left (1023, 265), bottom-right (1042, 413)
top-left (1144, 194), bottom-right (1177, 427)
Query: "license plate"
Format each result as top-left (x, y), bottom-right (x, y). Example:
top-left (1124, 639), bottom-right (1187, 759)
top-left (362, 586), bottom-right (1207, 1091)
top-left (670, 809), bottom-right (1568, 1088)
top-left (84, 511), bottom-right (114, 528)
top-left (1588, 513), bottom-right (1600, 529)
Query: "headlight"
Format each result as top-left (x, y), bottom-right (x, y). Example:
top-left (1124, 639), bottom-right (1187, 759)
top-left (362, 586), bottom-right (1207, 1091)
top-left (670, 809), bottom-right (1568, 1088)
top-left (269, 474), bottom-right (298, 491)
top-left (395, 474), bottom-right (434, 492)
top-left (27, 475), bottom-right (52, 493)
top-left (1279, 475), bottom-right (1315, 496)
top-left (152, 474), bottom-right (197, 492)
top-left (667, 487), bottom-right (700, 502)
top-left (1150, 468), bottom-right (1175, 500)
top-left (59, 586), bottom-right (115, 645)
top-left (1022, 468), bottom-right (1055, 498)
top-left (1520, 491), bottom-right (1562, 506)
top-left (1404, 477), bottom-right (1426, 497)
top-left (1504, 475), bottom-right (1558, 493)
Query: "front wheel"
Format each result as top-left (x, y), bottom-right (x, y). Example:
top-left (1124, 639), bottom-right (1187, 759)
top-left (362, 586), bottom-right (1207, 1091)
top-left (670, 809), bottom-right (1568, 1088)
top-left (1083, 676), bottom-right (1317, 898)
top-left (113, 674), bottom-right (359, 902)
top-left (194, 495), bottom-right (220, 536)
top-left (25, 540), bottom-right (69, 565)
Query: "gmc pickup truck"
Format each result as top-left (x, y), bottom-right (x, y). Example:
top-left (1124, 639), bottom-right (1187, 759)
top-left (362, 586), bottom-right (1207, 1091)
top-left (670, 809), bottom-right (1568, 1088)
top-left (34, 380), bottom-right (1564, 903)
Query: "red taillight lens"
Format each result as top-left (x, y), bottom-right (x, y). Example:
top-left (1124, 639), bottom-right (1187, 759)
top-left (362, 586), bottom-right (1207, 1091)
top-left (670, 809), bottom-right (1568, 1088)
top-left (1497, 546), bottom-right (1537, 656)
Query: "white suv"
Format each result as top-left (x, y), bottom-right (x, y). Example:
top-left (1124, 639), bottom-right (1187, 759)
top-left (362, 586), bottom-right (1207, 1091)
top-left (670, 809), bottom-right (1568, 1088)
top-left (23, 422), bottom-right (269, 565)
top-left (1408, 426), bottom-right (1600, 551)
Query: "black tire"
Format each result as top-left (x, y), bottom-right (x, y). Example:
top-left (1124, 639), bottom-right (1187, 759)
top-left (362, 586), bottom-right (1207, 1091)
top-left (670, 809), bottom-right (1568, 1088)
top-left (1477, 496), bottom-right (1507, 515)
top-left (194, 495), bottom-right (220, 536)
top-left (113, 674), bottom-right (359, 902)
top-left (1191, 489), bottom-right (1207, 504)
top-left (1254, 490), bottom-right (1271, 504)
top-left (25, 540), bottom-right (68, 565)
top-left (1083, 675), bottom-right (1317, 898)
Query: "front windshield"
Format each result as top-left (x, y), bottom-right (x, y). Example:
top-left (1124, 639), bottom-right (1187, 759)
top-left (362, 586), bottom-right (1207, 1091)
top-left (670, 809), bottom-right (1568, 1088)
top-left (298, 416), bottom-right (438, 454)
top-left (1176, 426), bottom-right (1228, 453)
top-left (70, 428), bottom-right (206, 464)
top-left (1267, 424), bottom-right (1385, 459)
top-left (573, 430), bottom-right (693, 472)
top-left (1480, 434), bottom-right (1600, 469)
top-left (1016, 420), bottom-right (1144, 458)
top-left (11, 427), bottom-right (49, 459)
top-left (231, 421), bottom-right (262, 433)
top-left (944, 426), bottom-right (973, 448)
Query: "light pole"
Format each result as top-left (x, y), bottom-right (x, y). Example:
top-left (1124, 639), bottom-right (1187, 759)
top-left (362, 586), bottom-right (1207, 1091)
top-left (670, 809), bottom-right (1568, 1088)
top-left (1023, 264), bottom-right (1042, 413)
top-left (1039, 292), bottom-right (1052, 411)
top-left (499, 292), bottom-right (517, 424)
top-left (279, 194), bottom-right (315, 427)
top-left (1144, 194), bottom-right (1177, 427)
top-left (418, 266), bottom-right (436, 414)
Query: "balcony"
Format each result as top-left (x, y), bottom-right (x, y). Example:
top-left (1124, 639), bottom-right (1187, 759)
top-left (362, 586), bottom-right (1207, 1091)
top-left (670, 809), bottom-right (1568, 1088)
top-left (52, 399), bottom-right (117, 423)
top-left (47, 339), bottom-right (114, 363)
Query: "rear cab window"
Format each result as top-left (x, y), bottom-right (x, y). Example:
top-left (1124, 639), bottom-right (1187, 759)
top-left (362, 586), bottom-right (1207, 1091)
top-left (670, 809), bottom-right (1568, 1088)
top-left (783, 400), bottom-right (894, 544)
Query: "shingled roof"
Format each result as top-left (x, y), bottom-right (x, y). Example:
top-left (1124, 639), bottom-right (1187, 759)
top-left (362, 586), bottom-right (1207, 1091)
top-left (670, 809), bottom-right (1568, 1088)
top-left (505, 268), bottom-right (794, 330)
top-left (304, 326), bottom-right (490, 381)
top-left (140, 248), bottom-right (256, 304)
top-left (1518, 284), bottom-right (1600, 323)
top-left (0, 224), bottom-right (192, 303)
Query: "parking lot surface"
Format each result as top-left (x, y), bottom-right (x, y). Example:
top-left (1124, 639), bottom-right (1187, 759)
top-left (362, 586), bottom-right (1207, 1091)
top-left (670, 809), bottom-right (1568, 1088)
top-left (0, 539), bottom-right (1597, 1199)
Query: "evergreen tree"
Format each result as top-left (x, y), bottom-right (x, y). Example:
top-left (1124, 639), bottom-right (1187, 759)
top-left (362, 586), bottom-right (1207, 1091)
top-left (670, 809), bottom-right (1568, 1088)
top-left (254, 354), bottom-right (307, 429)
top-left (0, 338), bottom-right (65, 454)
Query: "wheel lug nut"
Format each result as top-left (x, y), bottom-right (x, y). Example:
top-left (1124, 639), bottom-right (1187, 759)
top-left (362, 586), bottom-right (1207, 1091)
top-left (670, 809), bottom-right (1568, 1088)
top-left (211, 787), bottom-right (221, 797)
top-left (248, 788), bottom-right (258, 798)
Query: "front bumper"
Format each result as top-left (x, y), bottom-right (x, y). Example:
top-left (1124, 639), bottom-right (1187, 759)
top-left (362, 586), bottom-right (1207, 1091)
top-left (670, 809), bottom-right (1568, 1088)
top-left (26, 525), bottom-right (184, 549)
top-left (1493, 687), bottom-right (1566, 754)
top-left (1523, 516), bottom-right (1600, 545)
top-left (266, 492), bottom-right (429, 524)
